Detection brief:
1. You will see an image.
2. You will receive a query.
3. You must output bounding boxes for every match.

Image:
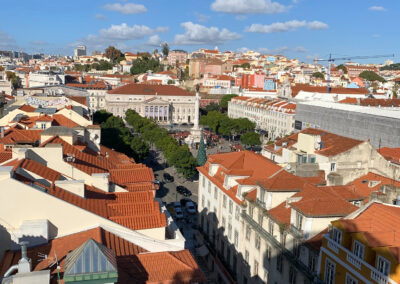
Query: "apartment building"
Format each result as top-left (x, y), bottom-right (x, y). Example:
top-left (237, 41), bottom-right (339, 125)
top-left (319, 201), bottom-right (400, 284)
top-left (105, 83), bottom-right (196, 124)
top-left (228, 96), bottom-right (296, 139)
top-left (197, 151), bottom-right (359, 284)
top-left (28, 70), bottom-right (65, 88)
top-left (262, 128), bottom-right (398, 185)
top-left (167, 49), bottom-right (188, 66)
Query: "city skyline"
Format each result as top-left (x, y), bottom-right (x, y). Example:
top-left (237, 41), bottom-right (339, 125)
top-left (0, 0), bottom-right (398, 63)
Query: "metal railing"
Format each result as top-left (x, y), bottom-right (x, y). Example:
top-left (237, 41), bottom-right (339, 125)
top-left (290, 224), bottom-right (304, 239)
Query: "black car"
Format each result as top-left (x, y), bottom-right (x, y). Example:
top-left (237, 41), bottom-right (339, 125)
top-left (163, 173), bottom-right (174, 183)
top-left (177, 186), bottom-right (192, 197)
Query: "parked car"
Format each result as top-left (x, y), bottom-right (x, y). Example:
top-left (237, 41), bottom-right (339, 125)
top-left (163, 173), bottom-right (174, 182)
top-left (180, 198), bottom-right (191, 207)
top-left (177, 186), bottom-right (192, 197)
top-left (175, 207), bottom-right (184, 219)
top-left (185, 201), bottom-right (196, 215)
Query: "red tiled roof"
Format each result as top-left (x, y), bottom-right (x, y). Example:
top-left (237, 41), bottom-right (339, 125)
top-left (265, 128), bottom-right (364, 157)
top-left (18, 104), bottom-right (36, 112)
top-left (108, 83), bottom-right (194, 96)
top-left (335, 202), bottom-right (400, 262)
top-left (0, 128), bottom-right (42, 145)
top-left (67, 96), bottom-right (87, 106)
top-left (291, 84), bottom-right (369, 97)
top-left (0, 151), bottom-right (12, 164)
top-left (379, 147), bottom-right (400, 164)
top-left (20, 158), bottom-right (61, 183)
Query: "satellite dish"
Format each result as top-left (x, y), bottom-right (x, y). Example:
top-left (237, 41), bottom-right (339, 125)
top-left (286, 164), bottom-right (291, 170)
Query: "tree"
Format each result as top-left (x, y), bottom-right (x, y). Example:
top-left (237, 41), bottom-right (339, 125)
top-left (6, 71), bottom-right (21, 89)
top-left (220, 94), bottom-right (238, 110)
top-left (204, 103), bottom-right (221, 113)
top-left (240, 132), bottom-right (261, 146)
top-left (240, 63), bottom-right (250, 69)
top-left (105, 46), bottom-right (122, 62)
top-left (336, 64), bottom-right (348, 74)
top-left (359, 71), bottom-right (385, 82)
top-left (312, 72), bottom-right (325, 79)
top-left (130, 57), bottom-right (161, 75)
top-left (0, 66), bottom-right (4, 72)
top-left (380, 63), bottom-right (400, 71)
top-left (167, 79), bottom-right (174, 85)
top-left (130, 136), bottom-right (149, 161)
top-left (161, 43), bottom-right (169, 57)
top-left (93, 110), bottom-right (112, 124)
top-left (196, 133), bottom-right (207, 166)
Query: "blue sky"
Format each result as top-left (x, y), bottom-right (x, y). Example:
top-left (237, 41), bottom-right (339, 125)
top-left (0, 0), bottom-right (397, 62)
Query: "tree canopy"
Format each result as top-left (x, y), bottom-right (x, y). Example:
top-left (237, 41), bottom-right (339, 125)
top-left (336, 64), bottom-right (348, 74)
top-left (130, 57), bottom-right (162, 75)
top-left (105, 46), bottom-right (122, 62)
top-left (93, 110), bottom-right (149, 162)
top-left (380, 63), bottom-right (400, 71)
top-left (6, 71), bottom-right (21, 89)
top-left (220, 94), bottom-right (238, 110)
top-left (161, 43), bottom-right (169, 57)
top-left (125, 109), bottom-right (197, 178)
top-left (240, 132), bottom-right (261, 146)
top-left (200, 111), bottom-right (255, 136)
top-left (312, 72), bottom-right (325, 79)
top-left (359, 71), bottom-right (385, 82)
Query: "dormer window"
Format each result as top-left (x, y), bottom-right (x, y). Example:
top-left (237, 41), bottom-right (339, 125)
top-left (332, 227), bottom-right (342, 244)
top-left (377, 255), bottom-right (390, 276)
top-left (353, 240), bottom-right (364, 259)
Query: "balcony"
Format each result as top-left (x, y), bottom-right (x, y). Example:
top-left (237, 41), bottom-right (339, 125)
top-left (327, 239), bottom-right (339, 254)
top-left (346, 252), bottom-right (362, 270)
top-left (290, 224), bottom-right (304, 239)
top-left (371, 270), bottom-right (389, 284)
top-left (324, 236), bottom-right (392, 284)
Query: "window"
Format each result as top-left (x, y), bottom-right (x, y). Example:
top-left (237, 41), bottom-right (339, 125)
top-left (324, 258), bottom-right (336, 284)
top-left (234, 230), bottom-right (239, 247)
top-left (308, 254), bottom-right (316, 272)
top-left (289, 266), bottom-right (297, 284)
top-left (207, 201), bottom-right (210, 210)
top-left (377, 255), bottom-right (390, 276)
top-left (258, 214), bottom-right (263, 226)
top-left (202, 176), bottom-right (205, 188)
top-left (330, 162), bottom-right (336, 172)
top-left (214, 186), bottom-right (218, 199)
top-left (222, 217), bottom-right (226, 229)
top-left (345, 273), bottom-right (358, 284)
top-left (353, 240), bottom-right (365, 259)
top-left (208, 181), bottom-right (211, 193)
top-left (223, 195), bottom-right (227, 208)
top-left (229, 200), bottom-right (233, 214)
top-left (332, 228), bottom-right (342, 244)
top-left (276, 254), bottom-right (283, 273)
top-left (249, 204), bottom-right (254, 217)
top-left (228, 223), bottom-right (232, 240)
top-left (266, 245), bottom-right (271, 262)
top-left (255, 234), bottom-right (261, 250)
top-left (235, 206), bottom-right (240, 220)
top-left (246, 225), bottom-right (251, 240)
top-left (245, 250), bottom-right (249, 263)
top-left (254, 260), bottom-right (259, 275)
top-left (268, 220), bottom-right (274, 236)
top-left (201, 195), bottom-right (205, 208)
top-left (295, 212), bottom-right (303, 229)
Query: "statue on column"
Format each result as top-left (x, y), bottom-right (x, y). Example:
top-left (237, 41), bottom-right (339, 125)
top-left (185, 84), bottom-right (203, 147)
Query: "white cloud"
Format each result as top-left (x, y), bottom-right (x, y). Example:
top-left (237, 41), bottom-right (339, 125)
top-left (0, 30), bottom-right (18, 50)
top-left (103, 3), bottom-right (147, 14)
top-left (369, 6), bottom-right (386, 11)
top-left (195, 13), bottom-right (210, 23)
top-left (294, 46), bottom-right (308, 53)
top-left (75, 23), bottom-right (168, 50)
top-left (174, 22), bottom-right (241, 45)
top-left (210, 0), bottom-right (287, 14)
top-left (95, 13), bottom-right (107, 21)
top-left (146, 35), bottom-right (162, 46)
top-left (246, 20), bottom-right (328, 33)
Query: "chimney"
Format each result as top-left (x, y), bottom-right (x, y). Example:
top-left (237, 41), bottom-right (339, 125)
top-left (18, 241), bottom-right (31, 273)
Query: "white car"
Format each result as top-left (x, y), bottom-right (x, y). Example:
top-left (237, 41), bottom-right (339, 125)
top-left (185, 201), bottom-right (196, 215)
